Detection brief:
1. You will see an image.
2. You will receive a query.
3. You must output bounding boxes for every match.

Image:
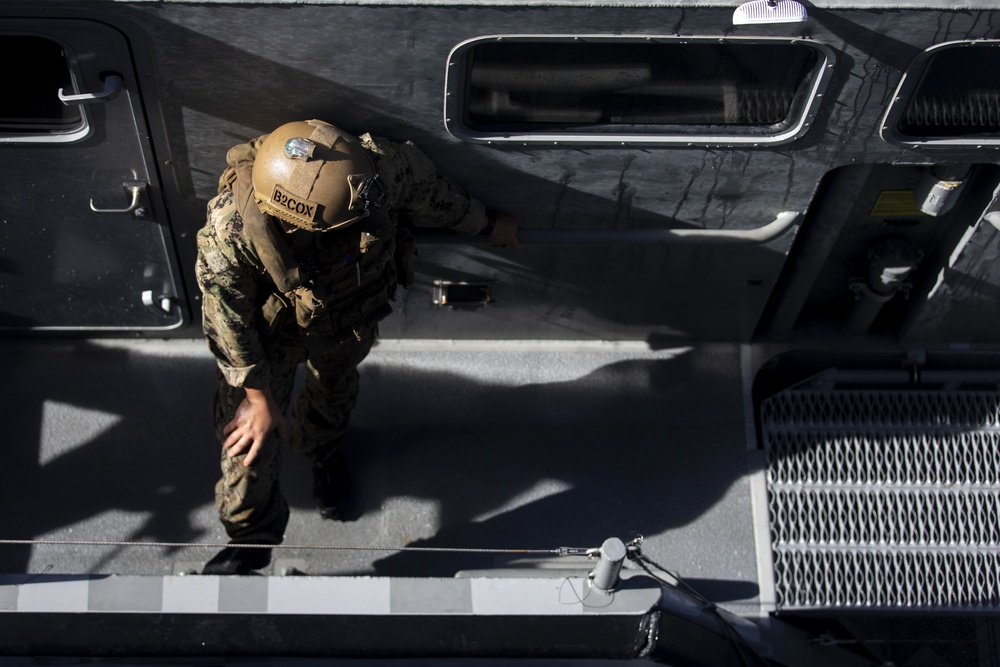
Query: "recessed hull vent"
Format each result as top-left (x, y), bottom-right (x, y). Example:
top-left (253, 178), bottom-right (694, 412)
top-left (432, 280), bottom-right (494, 307)
top-left (761, 382), bottom-right (1000, 611)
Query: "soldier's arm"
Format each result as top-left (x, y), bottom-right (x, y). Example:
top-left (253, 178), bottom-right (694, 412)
top-left (362, 134), bottom-right (495, 236)
top-left (195, 205), bottom-right (272, 390)
top-left (196, 205), bottom-right (287, 464)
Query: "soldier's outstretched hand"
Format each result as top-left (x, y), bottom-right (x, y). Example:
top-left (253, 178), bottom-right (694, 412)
top-left (490, 213), bottom-right (521, 249)
top-left (223, 387), bottom-right (286, 466)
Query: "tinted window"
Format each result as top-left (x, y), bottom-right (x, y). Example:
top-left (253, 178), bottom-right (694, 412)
top-left (463, 41), bottom-right (819, 133)
top-left (0, 36), bottom-right (82, 133)
top-left (899, 44), bottom-right (1000, 138)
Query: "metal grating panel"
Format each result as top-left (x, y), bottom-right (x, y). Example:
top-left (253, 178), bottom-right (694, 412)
top-left (761, 385), bottom-right (1000, 611)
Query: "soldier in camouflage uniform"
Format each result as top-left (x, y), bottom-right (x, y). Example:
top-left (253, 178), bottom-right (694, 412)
top-left (196, 120), bottom-right (518, 574)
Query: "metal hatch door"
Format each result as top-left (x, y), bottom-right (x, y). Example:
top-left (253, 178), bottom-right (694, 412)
top-left (0, 17), bottom-right (182, 331)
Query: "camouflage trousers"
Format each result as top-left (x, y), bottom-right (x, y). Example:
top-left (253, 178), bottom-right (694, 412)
top-left (213, 326), bottom-right (376, 544)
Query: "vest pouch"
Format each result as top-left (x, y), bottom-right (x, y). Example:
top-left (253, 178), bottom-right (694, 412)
top-left (260, 292), bottom-right (290, 336)
top-left (330, 301), bottom-right (393, 343)
top-left (286, 245), bottom-right (396, 337)
top-left (324, 285), bottom-right (394, 340)
top-left (288, 285), bottom-right (328, 331)
top-left (357, 288), bottom-right (393, 326)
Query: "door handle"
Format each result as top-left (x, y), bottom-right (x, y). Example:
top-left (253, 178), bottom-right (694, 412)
top-left (59, 73), bottom-right (122, 105)
top-left (90, 180), bottom-right (149, 218)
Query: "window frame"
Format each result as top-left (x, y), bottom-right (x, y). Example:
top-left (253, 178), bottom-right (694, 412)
top-left (444, 34), bottom-right (835, 147)
top-left (0, 30), bottom-right (91, 144)
top-left (881, 40), bottom-right (1000, 150)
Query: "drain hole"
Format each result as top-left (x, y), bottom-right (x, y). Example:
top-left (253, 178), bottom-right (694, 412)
top-left (433, 281), bottom-right (494, 307)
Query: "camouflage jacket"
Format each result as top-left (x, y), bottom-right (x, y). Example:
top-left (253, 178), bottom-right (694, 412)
top-left (196, 133), bottom-right (489, 389)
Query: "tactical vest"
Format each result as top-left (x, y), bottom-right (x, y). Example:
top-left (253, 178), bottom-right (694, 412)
top-left (219, 145), bottom-right (414, 341)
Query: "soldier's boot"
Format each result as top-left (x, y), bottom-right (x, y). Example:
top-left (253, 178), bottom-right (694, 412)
top-left (313, 453), bottom-right (352, 520)
top-left (202, 545), bottom-right (273, 575)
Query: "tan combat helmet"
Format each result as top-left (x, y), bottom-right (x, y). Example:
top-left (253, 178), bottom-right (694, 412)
top-left (252, 119), bottom-right (385, 232)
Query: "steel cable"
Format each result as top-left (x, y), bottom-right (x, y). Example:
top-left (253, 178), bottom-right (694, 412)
top-left (0, 537), bottom-right (576, 556)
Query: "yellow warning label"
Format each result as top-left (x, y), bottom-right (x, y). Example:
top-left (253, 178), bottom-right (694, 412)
top-left (869, 190), bottom-right (927, 217)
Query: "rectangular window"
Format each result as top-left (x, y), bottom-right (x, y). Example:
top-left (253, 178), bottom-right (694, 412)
top-left (446, 37), bottom-right (832, 146)
top-left (0, 35), bottom-right (86, 140)
top-left (884, 41), bottom-right (1000, 146)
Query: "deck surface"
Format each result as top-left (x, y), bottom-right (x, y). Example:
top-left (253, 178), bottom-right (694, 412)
top-left (0, 338), bottom-right (761, 613)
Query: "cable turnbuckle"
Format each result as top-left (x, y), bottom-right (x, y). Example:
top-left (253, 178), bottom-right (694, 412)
top-left (557, 546), bottom-right (599, 557)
